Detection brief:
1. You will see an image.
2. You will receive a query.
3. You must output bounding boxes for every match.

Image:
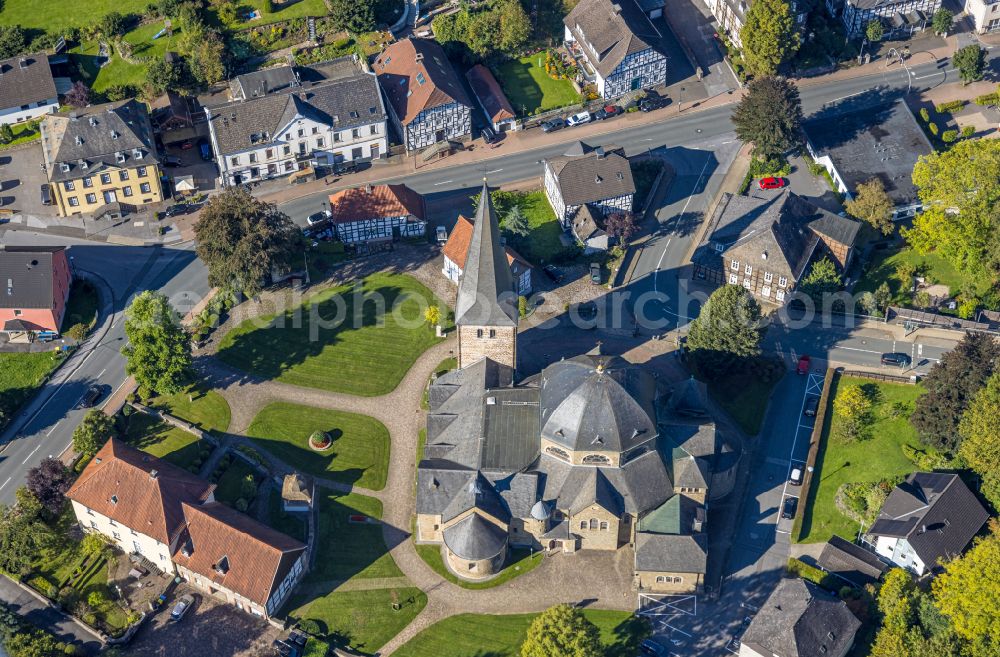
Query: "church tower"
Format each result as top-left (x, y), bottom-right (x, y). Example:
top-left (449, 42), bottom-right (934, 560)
top-left (455, 180), bottom-right (519, 386)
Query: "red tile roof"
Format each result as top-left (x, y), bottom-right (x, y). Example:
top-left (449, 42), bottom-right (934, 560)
top-left (66, 438), bottom-right (215, 545)
top-left (172, 502), bottom-right (306, 607)
top-left (465, 65), bottom-right (515, 124)
top-left (374, 39), bottom-right (471, 126)
top-left (328, 183), bottom-right (426, 224)
top-left (443, 215), bottom-right (532, 273)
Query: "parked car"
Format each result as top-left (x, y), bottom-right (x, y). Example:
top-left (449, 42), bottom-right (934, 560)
top-left (781, 496), bottom-right (798, 519)
top-left (789, 467), bottom-right (803, 486)
top-left (164, 204), bottom-right (189, 218)
top-left (40, 183), bottom-right (52, 205)
top-left (804, 395), bottom-right (819, 417)
top-left (594, 104), bottom-right (621, 120)
top-left (162, 155), bottom-right (183, 168)
top-left (178, 140), bottom-right (194, 150)
top-left (334, 160), bottom-right (359, 175)
top-left (881, 352), bottom-right (911, 367)
top-left (589, 262), bottom-right (602, 284)
top-left (170, 594), bottom-right (195, 622)
top-left (436, 225), bottom-right (448, 243)
top-left (481, 126), bottom-right (499, 144)
top-left (542, 265), bottom-right (564, 283)
top-left (640, 639), bottom-right (669, 657)
top-left (639, 96), bottom-right (663, 112)
top-left (198, 139), bottom-right (212, 161)
top-left (307, 210), bottom-right (331, 226)
top-left (80, 385), bottom-right (102, 408)
top-left (567, 111), bottom-right (592, 126)
top-left (796, 354), bottom-right (810, 375)
top-left (758, 177), bottom-right (786, 190)
top-left (541, 118), bottom-right (565, 133)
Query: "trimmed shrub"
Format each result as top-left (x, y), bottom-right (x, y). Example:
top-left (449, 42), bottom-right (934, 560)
top-left (973, 91), bottom-right (1000, 105)
top-left (942, 129), bottom-right (958, 143)
top-left (961, 125), bottom-right (975, 138)
top-left (928, 122), bottom-right (939, 136)
top-left (298, 619), bottom-right (322, 636)
top-left (934, 99), bottom-right (965, 113)
top-left (919, 107), bottom-right (930, 121)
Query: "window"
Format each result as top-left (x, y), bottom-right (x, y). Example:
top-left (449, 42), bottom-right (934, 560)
top-left (545, 446), bottom-right (570, 461)
top-left (133, 541), bottom-right (141, 553)
top-left (743, 279), bottom-right (751, 289)
top-left (86, 507), bottom-right (94, 515)
top-left (599, 521), bottom-right (608, 531)
top-left (85, 193), bottom-right (97, 204)
top-left (582, 453), bottom-right (611, 465)
top-left (589, 519), bottom-right (598, 530)
top-left (298, 128), bottom-right (305, 137)
top-left (249, 153), bottom-right (258, 163)
top-left (656, 576), bottom-right (667, 583)
top-left (283, 145), bottom-right (291, 155)
top-left (316, 138), bottom-right (324, 148)
top-left (109, 518), bottom-right (116, 526)
top-left (284, 161), bottom-right (294, 171)
top-left (140, 182), bottom-right (151, 194)
top-left (416, 72), bottom-right (426, 85)
top-left (119, 170), bottom-right (129, 181)
top-left (352, 128), bottom-right (361, 139)
top-left (776, 289), bottom-right (786, 302)
top-left (744, 263), bottom-right (753, 275)
top-left (63, 180), bottom-right (75, 191)
top-left (579, 521), bottom-right (587, 530)
top-left (311, 126), bottom-right (318, 135)
top-left (761, 286), bottom-right (771, 297)
top-left (112, 531), bottom-right (121, 540)
top-left (130, 528), bottom-right (137, 536)
top-left (100, 173), bottom-right (111, 184)
top-left (764, 271), bottom-right (773, 283)
top-left (137, 166), bottom-right (147, 177)
top-left (476, 329), bottom-right (483, 338)
top-left (230, 156), bottom-right (239, 166)
top-left (122, 186), bottom-right (133, 197)
top-left (729, 273), bottom-right (738, 285)
top-left (266, 148), bottom-right (274, 159)
top-left (90, 520), bottom-right (97, 529)
top-left (83, 177), bottom-right (93, 188)
top-left (730, 259), bottom-right (739, 270)
top-left (489, 329), bottom-right (496, 338)
top-left (160, 554), bottom-right (165, 562)
top-left (334, 132), bottom-right (343, 143)
top-left (68, 197), bottom-right (79, 207)
top-left (714, 243), bottom-right (724, 252)
top-left (778, 276), bottom-right (788, 287)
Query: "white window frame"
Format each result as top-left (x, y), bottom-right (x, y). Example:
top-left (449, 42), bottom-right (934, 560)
top-left (764, 271), bottom-right (773, 283)
top-left (745, 263), bottom-right (753, 275)
top-left (761, 286), bottom-right (771, 297)
top-left (730, 259), bottom-right (739, 271)
top-left (779, 276), bottom-right (788, 287)
top-left (743, 279), bottom-right (752, 289)
top-left (729, 273), bottom-right (738, 284)
top-left (776, 289), bottom-right (786, 301)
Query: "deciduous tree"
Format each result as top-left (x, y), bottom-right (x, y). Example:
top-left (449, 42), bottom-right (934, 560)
top-left (0, 505), bottom-right (54, 576)
top-left (0, 25), bottom-right (27, 60)
top-left (958, 372), bottom-right (1000, 508)
top-left (521, 604), bottom-right (602, 657)
top-left (145, 57), bottom-right (184, 95)
top-left (731, 75), bottom-right (803, 159)
top-left (866, 19), bottom-right (885, 42)
top-left (25, 458), bottom-right (73, 518)
top-left (64, 82), bottom-right (91, 109)
top-left (605, 212), bottom-right (638, 245)
top-left (329, 0), bottom-right (376, 33)
top-left (798, 257), bottom-right (842, 304)
top-left (846, 178), bottom-right (894, 235)
top-left (739, 0), bottom-right (799, 77)
top-left (834, 384), bottom-right (875, 440)
top-left (932, 8), bottom-right (954, 34)
top-left (686, 284), bottom-right (764, 372)
top-left (932, 528), bottom-right (1000, 653)
top-left (72, 409), bottom-right (116, 457)
top-left (194, 187), bottom-right (300, 298)
top-left (122, 291), bottom-right (191, 395)
top-left (953, 45), bottom-right (986, 84)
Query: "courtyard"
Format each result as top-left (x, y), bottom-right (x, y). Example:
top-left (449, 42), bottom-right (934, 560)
top-left (494, 55), bottom-right (580, 116)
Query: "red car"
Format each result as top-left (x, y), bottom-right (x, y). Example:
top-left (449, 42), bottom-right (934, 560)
top-left (797, 355), bottom-right (811, 375)
top-left (759, 177), bottom-right (786, 190)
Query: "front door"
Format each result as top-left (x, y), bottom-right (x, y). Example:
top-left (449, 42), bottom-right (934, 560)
top-left (435, 129), bottom-right (446, 142)
top-left (631, 76), bottom-right (642, 91)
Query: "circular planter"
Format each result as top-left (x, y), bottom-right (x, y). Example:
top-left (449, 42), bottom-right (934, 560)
top-left (308, 431), bottom-right (332, 451)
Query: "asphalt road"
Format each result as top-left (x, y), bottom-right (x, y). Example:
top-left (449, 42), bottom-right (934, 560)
top-left (0, 232), bottom-right (208, 505)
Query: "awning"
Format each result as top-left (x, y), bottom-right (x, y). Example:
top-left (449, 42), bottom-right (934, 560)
top-left (174, 175), bottom-right (196, 192)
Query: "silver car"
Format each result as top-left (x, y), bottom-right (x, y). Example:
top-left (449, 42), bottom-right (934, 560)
top-left (170, 594), bottom-right (195, 622)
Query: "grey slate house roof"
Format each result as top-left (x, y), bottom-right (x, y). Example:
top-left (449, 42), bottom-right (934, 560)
top-left (0, 246), bottom-right (65, 310)
top-left (42, 100), bottom-right (158, 184)
top-left (454, 181), bottom-right (518, 327)
top-left (635, 533), bottom-right (708, 572)
top-left (868, 472), bottom-right (988, 570)
top-left (443, 513), bottom-right (508, 561)
top-left (564, 0), bottom-right (661, 78)
top-left (207, 71), bottom-right (385, 156)
top-left (742, 579), bottom-right (862, 657)
top-left (0, 52), bottom-right (57, 110)
top-left (548, 142), bottom-right (635, 207)
top-left (819, 535), bottom-right (888, 588)
top-left (229, 57), bottom-right (361, 100)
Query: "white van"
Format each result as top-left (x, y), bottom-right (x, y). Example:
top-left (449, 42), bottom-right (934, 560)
top-left (789, 467), bottom-right (803, 486)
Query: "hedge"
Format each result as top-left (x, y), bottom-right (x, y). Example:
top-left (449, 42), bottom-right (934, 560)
top-left (928, 122), bottom-right (939, 136)
top-left (942, 129), bottom-right (958, 143)
top-left (934, 100), bottom-right (965, 114)
top-left (961, 125), bottom-right (975, 138)
top-left (973, 91), bottom-right (1000, 106)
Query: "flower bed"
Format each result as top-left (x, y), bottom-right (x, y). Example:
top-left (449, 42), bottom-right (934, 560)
top-left (309, 431), bottom-right (332, 451)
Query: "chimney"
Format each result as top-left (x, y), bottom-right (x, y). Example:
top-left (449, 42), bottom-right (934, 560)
top-left (150, 469), bottom-right (159, 479)
top-left (18, 58), bottom-right (27, 69)
top-left (365, 183), bottom-right (373, 194)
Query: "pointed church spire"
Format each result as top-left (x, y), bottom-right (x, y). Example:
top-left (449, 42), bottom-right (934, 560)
top-left (455, 179), bottom-right (518, 327)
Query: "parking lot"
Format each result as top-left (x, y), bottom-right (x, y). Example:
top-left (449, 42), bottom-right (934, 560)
top-left (1, 142), bottom-right (53, 216)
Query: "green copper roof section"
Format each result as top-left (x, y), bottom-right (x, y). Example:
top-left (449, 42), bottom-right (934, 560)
top-left (637, 495), bottom-right (680, 535)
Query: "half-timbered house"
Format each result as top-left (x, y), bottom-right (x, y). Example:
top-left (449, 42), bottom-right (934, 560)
top-left (328, 183), bottom-right (427, 244)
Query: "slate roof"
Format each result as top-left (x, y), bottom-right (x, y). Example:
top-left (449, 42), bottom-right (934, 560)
top-left (481, 387), bottom-right (541, 471)
top-left (172, 502), bottom-right (306, 607)
top-left (0, 246), bottom-right (66, 310)
top-left (741, 579), bottom-right (861, 657)
top-left (442, 215), bottom-right (533, 279)
top-left (417, 469), bottom-right (509, 524)
top-left (635, 533), bottom-right (707, 573)
top-left (546, 142), bottom-right (635, 207)
top-left (539, 354), bottom-right (657, 454)
top-left (465, 64), bottom-right (515, 124)
top-left (207, 71), bottom-right (385, 156)
top-left (229, 58), bottom-right (362, 100)
top-left (564, 0), bottom-right (661, 78)
top-left (42, 100), bottom-right (159, 183)
top-left (572, 205), bottom-right (607, 242)
top-left (66, 438), bottom-right (215, 545)
top-left (637, 494), bottom-right (702, 535)
top-left (0, 52), bottom-right (57, 110)
top-left (374, 38), bottom-right (471, 126)
top-left (424, 358), bottom-right (501, 469)
top-left (803, 100), bottom-right (933, 207)
top-left (818, 535), bottom-right (888, 588)
top-left (442, 513), bottom-right (509, 561)
top-left (454, 182), bottom-right (519, 327)
top-left (328, 184), bottom-right (426, 223)
top-left (868, 472), bottom-right (988, 569)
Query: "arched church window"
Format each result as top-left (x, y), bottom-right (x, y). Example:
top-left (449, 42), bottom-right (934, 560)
top-left (545, 446), bottom-right (570, 462)
top-left (582, 453), bottom-right (611, 465)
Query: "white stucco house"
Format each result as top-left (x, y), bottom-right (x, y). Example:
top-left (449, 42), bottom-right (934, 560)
top-left (966, 0), bottom-right (1000, 32)
top-left (0, 53), bottom-right (59, 126)
top-left (442, 214), bottom-right (533, 295)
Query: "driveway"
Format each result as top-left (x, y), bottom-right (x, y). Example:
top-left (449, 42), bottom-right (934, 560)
top-left (0, 576), bottom-right (102, 655)
top-left (1, 142), bottom-right (53, 216)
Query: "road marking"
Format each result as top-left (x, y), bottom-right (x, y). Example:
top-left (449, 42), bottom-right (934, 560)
top-left (653, 154), bottom-right (713, 295)
top-left (432, 180), bottom-right (453, 186)
top-left (913, 68), bottom-right (957, 80)
top-left (97, 368), bottom-right (106, 378)
top-left (45, 420), bottom-right (62, 437)
top-left (832, 345), bottom-right (883, 355)
top-left (823, 89), bottom-right (867, 105)
top-left (22, 444), bottom-right (42, 464)
top-left (777, 372), bottom-right (825, 528)
top-left (653, 239), bottom-right (672, 293)
top-left (0, 478), bottom-right (10, 491)
top-left (485, 168), bottom-right (503, 174)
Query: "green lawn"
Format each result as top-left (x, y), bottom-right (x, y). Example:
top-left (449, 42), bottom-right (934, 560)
top-left (415, 544), bottom-right (544, 590)
top-left (264, 490), bottom-right (307, 542)
top-left (245, 402), bottom-right (389, 491)
top-left (0, 119), bottom-right (42, 150)
top-left (0, 0), bottom-right (149, 32)
top-left (495, 55), bottom-right (580, 115)
top-left (855, 244), bottom-right (967, 304)
top-left (122, 387), bottom-right (228, 470)
top-left (796, 375), bottom-right (927, 543)
top-left (223, 0), bottom-right (329, 29)
top-left (311, 491), bottom-right (401, 581)
top-left (61, 280), bottom-right (100, 335)
top-left (152, 386), bottom-right (231, 433)
top-left (286, 587), bottom-right (427, 653)
top-left (393, 610), bottom-right (647, 657)
top-left (72, 21), bottom-right (182, 93)
top-left (0, 352), bottom-right (64, 432)
top-left (506, 190), bottom-right (578, 264)
top-left (217, 273), bottom-right (450, 397)
top-left (214, 458), bottom-right (259, 507)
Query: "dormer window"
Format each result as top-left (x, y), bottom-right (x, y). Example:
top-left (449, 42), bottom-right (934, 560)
top-left (79, 159), bottom-right (88, 169)
top-left (714, 243), bottom-right (724, 252)
top-left (110, 130), bottom-right (119, 140)
top-left (110, 495), bottom-right (118, 504)
top-left (214, 555), bottom-right (230, 575)
top-left (60, 162), bottom-right (70, 172)
top-left (116, 151), bottom-right (126, 163)
top-left (133, 148), bottom-right (143, 160)
top-left (74, 136), bottom-right (83, 146)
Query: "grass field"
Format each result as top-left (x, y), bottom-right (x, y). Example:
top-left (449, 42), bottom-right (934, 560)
top-left (153, 386), bottom-right (231, 433)
top-left (414, 544), bottom-right (544, 589)
top-left (311, 491), bottom-right (401, 581)
top-left (855, 244), bottom-right (967, 304)
top-left (245, 402), bottom-right (390, 490)
top-left (122, 387), bottom-right (228, 470)
top-left (61, 280), bottom-right (100, 335)
top-left (0, 119), bottom-right (42, 150)
top-left (495, 56), bottom-right (579, 115)
top-left (0, 352), bottom-right (64, 431)
top-left (217, 273), bottom-right (449, 397)
top-left (393, 610), bottom-right (646, 657)
top-left (506, 190), bottom-right (578, 264)
top-left (72, 21), bottom-right (182, 93)
top-left (796, 375), bottom-right (927, 543)
top-left (0, 0), bottom-right (149, 32)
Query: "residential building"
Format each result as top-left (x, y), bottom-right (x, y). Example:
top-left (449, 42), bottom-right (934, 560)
top-left (827, 0), bottom-right (939, 37)
top-left (206, 58), bottom-right (387, 186)
top-left (803, 100), bottom-right (934, 219)
top-left (0, 246), bottom-right (72, 336)
top-left (172, 502), bottom-right (307, 618)
top-left (66, 438), bottom-right (216, 572)
top-left (543, 141), bottom-right (635, 230)
top-left (40, 100), bottom-right (163, 217)
top-left (415, 183), bottom-right (729, 586)
top-left (563, 0), bottom-right (667, 99)
top-left (818, 535), bottom-right (888, 588)
top-left (704, 0), bottom-right (810, 47)
top-left (67, 438), bottom-right (308, 619)
top-left (442, 214), bottom-right (533, 295)
top-left (740, 578), bottom-right (862, 657)
top-left (966, 0), bottom-right (1000, 32)
top-left (691, 191), bottom-right (860, 304)
top-left (466, 65), bottom-right (517, 132)
top-left (374, 38), bottom-right (472, 152)
top-left (865, 472), bottom-right (989, 576)
top-left (327, 183), bottom-right (427, 244)
top-left (0, 52), bottom-right (59, 125)
top-left (572, 205), bottom-right (610, 254)
top-left (149, 91), bottom-right (197, 145)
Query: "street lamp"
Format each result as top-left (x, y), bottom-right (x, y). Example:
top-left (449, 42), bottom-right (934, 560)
top-left (678, 86), bottom-right (686, 113)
